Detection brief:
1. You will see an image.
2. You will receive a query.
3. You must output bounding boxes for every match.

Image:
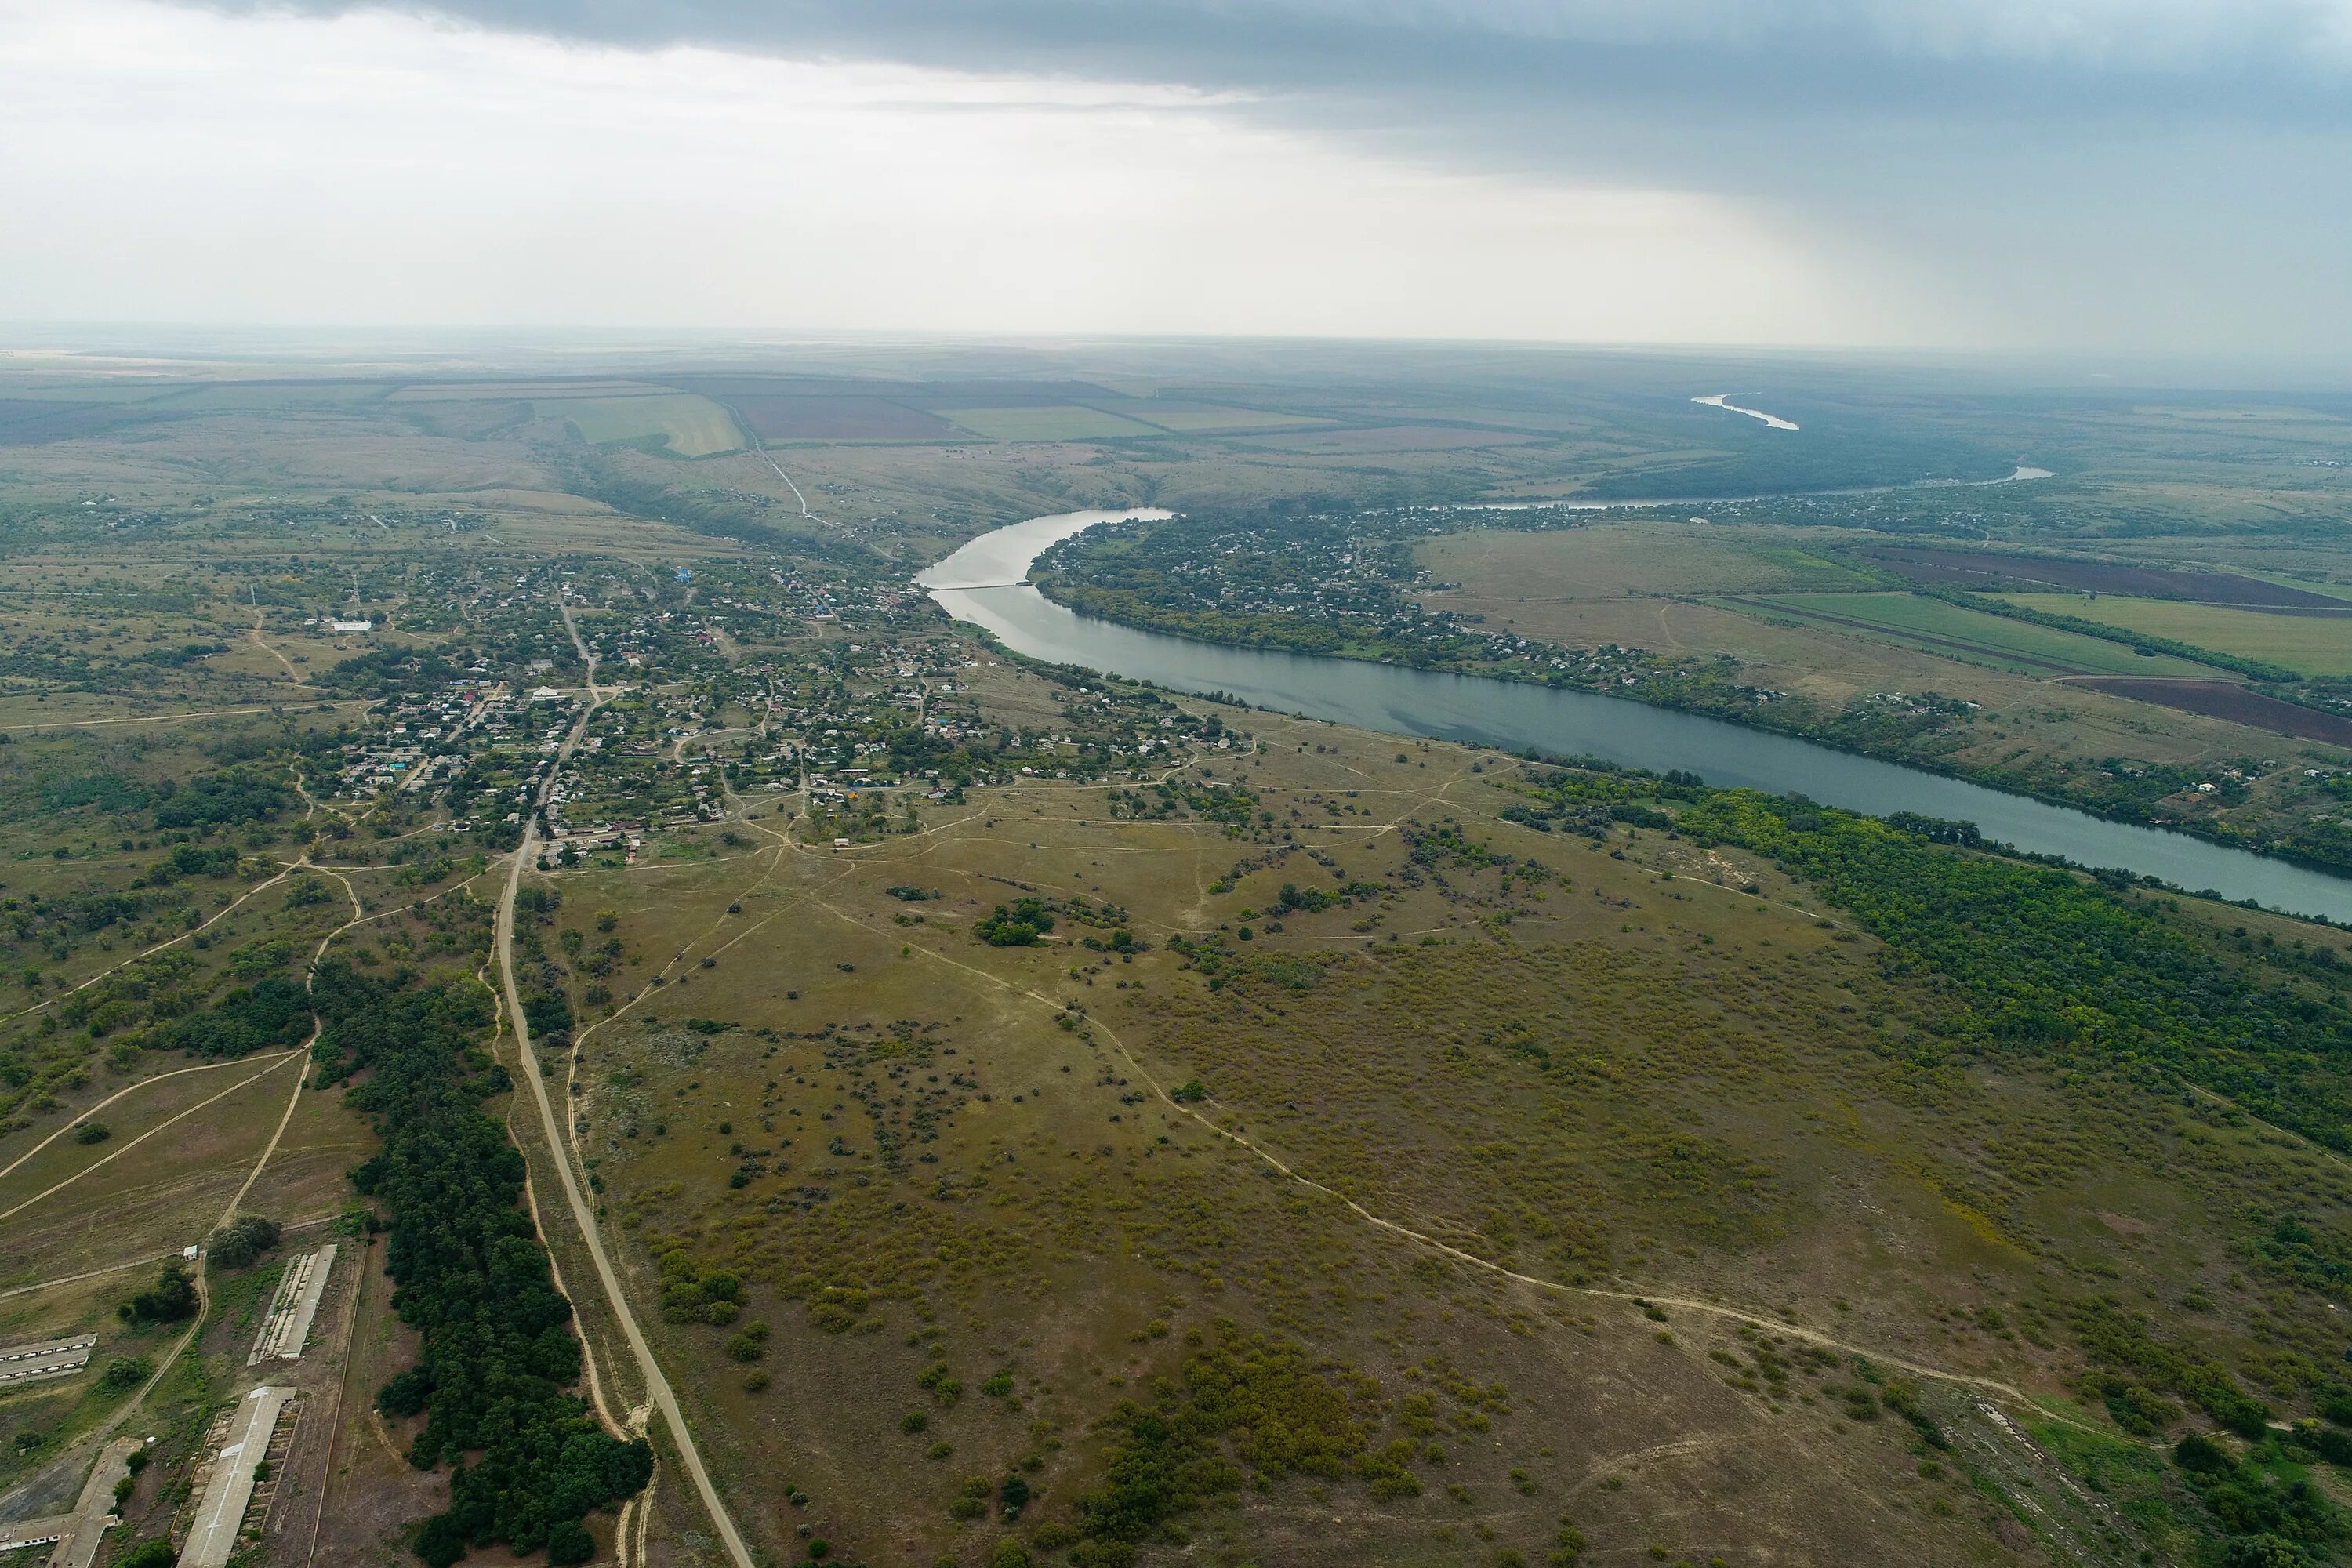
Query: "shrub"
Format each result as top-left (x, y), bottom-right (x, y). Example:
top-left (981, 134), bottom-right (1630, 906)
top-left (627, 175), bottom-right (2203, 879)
top-left (2176, 1432), bottom-right (2233, 1475)
top-left (74, 1123), bottom-right (108, 1145)
top-left (115, 1540), bottom-right (176, 1568)
top-left (98, 1356), bottom-right (152, 1393)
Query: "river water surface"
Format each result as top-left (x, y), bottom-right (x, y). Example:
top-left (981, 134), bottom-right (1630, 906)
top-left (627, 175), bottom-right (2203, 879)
top-left (919, 509), bottom-right (2352, 923)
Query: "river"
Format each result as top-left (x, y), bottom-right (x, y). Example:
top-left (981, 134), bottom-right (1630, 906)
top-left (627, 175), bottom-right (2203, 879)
top-left (1693, 394), bottom-right (1801, 431)
top-left (918, 509), bottom-right (2352, 924)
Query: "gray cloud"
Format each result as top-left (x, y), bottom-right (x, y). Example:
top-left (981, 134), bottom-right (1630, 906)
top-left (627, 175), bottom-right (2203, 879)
top-left (184, 1), bottom-right (2352, 350)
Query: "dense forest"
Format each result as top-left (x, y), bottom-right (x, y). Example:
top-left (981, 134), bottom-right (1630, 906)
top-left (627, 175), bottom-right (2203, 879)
top-left (314, 960), bottom-right (651, 1566)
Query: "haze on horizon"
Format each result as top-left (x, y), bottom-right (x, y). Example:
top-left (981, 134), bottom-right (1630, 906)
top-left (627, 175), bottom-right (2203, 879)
top-left (2, 0), bottom-right (2348, 356)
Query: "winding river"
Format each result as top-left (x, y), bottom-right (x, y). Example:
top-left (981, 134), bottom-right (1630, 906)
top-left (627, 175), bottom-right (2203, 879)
top-left (920, 509), bottom-right (2352, 924)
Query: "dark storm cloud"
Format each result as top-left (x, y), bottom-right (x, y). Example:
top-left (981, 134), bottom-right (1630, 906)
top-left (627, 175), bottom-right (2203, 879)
top-left (206, 2), bottom-right (2352, 139)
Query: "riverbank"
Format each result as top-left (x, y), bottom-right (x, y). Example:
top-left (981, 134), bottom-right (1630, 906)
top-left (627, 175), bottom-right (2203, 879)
top-left (1030, 574), bottom-right (2352, 884)
top-left (925, 510), bottom-right (2352, 920)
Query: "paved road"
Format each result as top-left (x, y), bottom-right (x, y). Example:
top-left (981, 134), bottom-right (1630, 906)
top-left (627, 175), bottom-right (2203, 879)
top-left (51, 1436), bottom-right (141, 1568)
top-left (497, 622), bottom-right (754, 1568)
top-left (179, 1387), bottom-right (289, 1568)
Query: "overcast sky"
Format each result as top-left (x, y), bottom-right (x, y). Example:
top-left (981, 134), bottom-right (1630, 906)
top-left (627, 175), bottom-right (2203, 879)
top-left (2, 0), bottom-right (2347, 352)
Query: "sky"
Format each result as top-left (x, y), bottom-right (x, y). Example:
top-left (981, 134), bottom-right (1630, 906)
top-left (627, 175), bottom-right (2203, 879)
top-left (0, 0), bottom-right (2347, 352)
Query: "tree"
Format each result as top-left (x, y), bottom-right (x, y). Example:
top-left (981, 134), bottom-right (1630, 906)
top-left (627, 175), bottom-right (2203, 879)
top-left (207, 1214), bottom-right (281, 1268)
top-left (310, 960), bottom-right (651, 1563)
top-left (544, 1521), bottom-right (594, 1566)
top-left (98, 1356), bottom-right (152, 1393)
top-left (120, 1264), bottom-right (195, 1325)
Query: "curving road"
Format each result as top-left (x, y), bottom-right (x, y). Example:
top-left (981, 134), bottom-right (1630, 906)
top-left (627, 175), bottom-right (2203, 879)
top-left (495, 610), bottom-right (755, 1568)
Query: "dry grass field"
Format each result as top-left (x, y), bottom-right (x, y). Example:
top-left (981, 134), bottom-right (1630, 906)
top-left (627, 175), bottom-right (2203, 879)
top-left (473, 664), bottom-right (2349, 1568)
top-left (1, 351), bottom-right (2350, 1568)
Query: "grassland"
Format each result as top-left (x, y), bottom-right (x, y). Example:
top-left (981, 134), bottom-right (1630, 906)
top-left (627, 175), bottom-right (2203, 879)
top-left (1, 343), bottom-right (2351, 1568)
top-left (533, 691), bottom-right (2352, 1568)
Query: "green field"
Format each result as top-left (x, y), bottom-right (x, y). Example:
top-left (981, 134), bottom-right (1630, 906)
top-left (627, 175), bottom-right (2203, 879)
top-left (1131, 405), bottom-right (1330, 432)
top-left (1996, 592), bottom-right (2352, 677)
top-left (939, 403), bottom-right (1163, 440)
top-left (536, 394), bottom-right (746, 456)
top-left (1740, 590), bottom-right (2219, 676)
top-left (1421, 521), bottom-right (1882, 603)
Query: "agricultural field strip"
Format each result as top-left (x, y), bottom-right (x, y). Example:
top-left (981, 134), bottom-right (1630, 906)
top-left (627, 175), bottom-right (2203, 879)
top-left (1712, 593), bottom-right (2092, 675)
top-left (1993, 593), bottom-right (2352, 678)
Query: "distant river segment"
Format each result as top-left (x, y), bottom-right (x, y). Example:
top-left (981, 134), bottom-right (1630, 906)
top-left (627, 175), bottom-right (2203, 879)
top-left (920, 510), bottom-right (2352, 923)
top-left (1693, 394), bottom-right (1801, 431)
